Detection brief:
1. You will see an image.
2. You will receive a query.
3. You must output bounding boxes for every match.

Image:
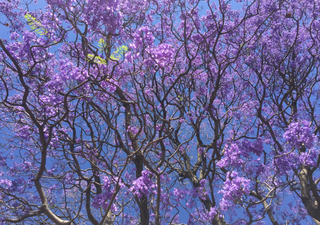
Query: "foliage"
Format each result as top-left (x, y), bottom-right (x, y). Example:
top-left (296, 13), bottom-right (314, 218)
top-left (87, 43), bottom-right (128, 63)
top-left (1, 0), bottom-right (320, 225)
top-left (24, 13), bottom-right (48, 36)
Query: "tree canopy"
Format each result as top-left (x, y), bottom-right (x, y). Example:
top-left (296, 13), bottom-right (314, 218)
top-left (1, 0), bottom-right (320, 224)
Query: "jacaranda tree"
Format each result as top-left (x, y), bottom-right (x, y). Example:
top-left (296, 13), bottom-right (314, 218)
top-left (1, 0), bottom-right (320, 224)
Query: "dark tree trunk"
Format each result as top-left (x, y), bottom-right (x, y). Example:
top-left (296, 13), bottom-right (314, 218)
top-left (134, 154), bottom-right (150, 225)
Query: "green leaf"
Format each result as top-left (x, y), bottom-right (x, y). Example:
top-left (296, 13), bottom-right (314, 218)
top-left (110, 45), bottom-right (128, 60)
top-left (91, 39), bottom-right (128, 62)
top-left (24, 13), bottom-right (48, 36)
top-left (87, 54), bottom-right (107, 65)
top-left (97, 39), bottom-right (107, 52)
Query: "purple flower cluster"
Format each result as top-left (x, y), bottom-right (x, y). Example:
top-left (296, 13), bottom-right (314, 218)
top-left (150, 43), bottom-right (174, 67)
top-left (217, 144), bottom-right (243, 168)
top-left (299, 148), bottom-right (319, 167)
top-left (92, 176), bottom-right (114, 209)
top-left (82, 0), bottom-right (122, 33)
top-left (129, 170), bottom-right (157, 198)
top-left (131, 26), bottom-right (155, 49)
top-left (283, 120), bottom-right (316, 149)
top-left (0, 179), bottom-right (12, 190)
top-left (15, 125), bottom-right (32, 140)
top-left (219, 171), bottom-right (250, 211)
top-left (217, 138), bottom-right (263, 168)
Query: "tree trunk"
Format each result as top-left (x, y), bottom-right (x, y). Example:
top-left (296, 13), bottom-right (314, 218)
top-left (134, 155), bottom-right (149, 225)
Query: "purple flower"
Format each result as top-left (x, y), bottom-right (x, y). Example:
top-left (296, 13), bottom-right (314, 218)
top-left (92, 176), bottom-right (115, 209)
top-left (129, 170), bottom-right (157, 198)
top-left (219, 171), bottom-right (250, 211)
top-left (283, 120), bottom-right (316, 149)
top-left (299, 148), bottom-right (319, 167)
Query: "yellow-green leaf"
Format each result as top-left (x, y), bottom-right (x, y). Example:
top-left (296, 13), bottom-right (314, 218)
top-left (24, 13), bottom-right (48, 36)
top-left (98, 39), bottom-right (107, 52)
top-left (110, 45), bottom-right (128, 60)
top-left (87, 54), bottom-right (107, 65)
